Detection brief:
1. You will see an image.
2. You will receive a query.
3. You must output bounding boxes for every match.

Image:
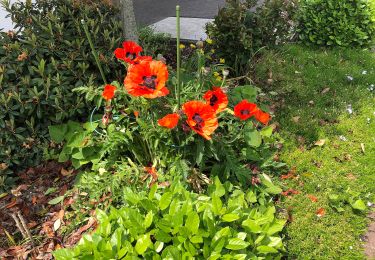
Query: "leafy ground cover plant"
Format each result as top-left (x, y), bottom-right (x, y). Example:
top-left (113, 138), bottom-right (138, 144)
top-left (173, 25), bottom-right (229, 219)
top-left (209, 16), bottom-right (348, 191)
top-left (255, 44), bottom-right (375, 259)
top-left (54, 177), bottom-right (285, 259)
top-left (298, 0), bottom-right (375, 46)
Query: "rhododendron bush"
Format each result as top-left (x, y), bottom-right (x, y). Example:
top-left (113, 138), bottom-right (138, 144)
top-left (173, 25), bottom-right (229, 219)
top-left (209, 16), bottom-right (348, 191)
top-left (49, 40), bottom-right (281, 185)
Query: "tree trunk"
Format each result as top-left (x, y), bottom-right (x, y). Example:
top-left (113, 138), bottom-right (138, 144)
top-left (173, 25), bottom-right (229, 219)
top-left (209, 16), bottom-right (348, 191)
top-left (113, 0), bottom-right (138, 42)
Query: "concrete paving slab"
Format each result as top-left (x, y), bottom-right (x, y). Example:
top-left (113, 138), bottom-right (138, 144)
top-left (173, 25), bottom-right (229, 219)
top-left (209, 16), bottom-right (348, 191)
top-left (134, 0), bottom-right (225, 26)
top-left (151, 17), bottom-right (213, 41)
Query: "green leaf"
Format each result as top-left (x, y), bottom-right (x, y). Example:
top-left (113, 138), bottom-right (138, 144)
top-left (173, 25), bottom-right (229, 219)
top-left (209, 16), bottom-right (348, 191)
top-left (244, 129), bottom-right (262, 148)
top-left (190, 235), bottom-right (203, 244)
top-left (256, 245), bottom-right (278, 254)
top-left (267, 219), bottom-right (286, 235)
top-left (212, 195), bottom-right (223, 215)
top-left (48, 124), bottom-right (67, 143)
top-left (225, 238), bottom-right (249, 250)
top-left (222, 213), bottom-right (240, 222)
top-left (48, 196), bottom-right (64, 205)
top-left (260, 126), bottom-right (273, 138)
top-left (159, 192), bottom-right (173, 210)
top-left (144, 211), bottom-right (153, 229)
top-left (185, 211), bottom-right (200, 234)
top-left (242, 219), bottom-right (261, 233)
top-left (351, 199), bottom-right (366, 211)
top-left (135, 234), bottom-right (152, 255)
top-left (214, 177), bottom-right (225, 197)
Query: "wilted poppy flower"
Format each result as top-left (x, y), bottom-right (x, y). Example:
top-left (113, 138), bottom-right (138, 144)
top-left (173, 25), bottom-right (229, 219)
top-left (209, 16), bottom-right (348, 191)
top-left (182, 101), bottom-right (218, 140)
top-left (125, 60), bottom-right (169, 98)
top-left (158, 113), bottom-right (180, 129)
top-left (255, 110), bottom-right (271, 125)
top-left (203, 87), bottom-right (228, 113)
top-left (102, 84), bottom-right (117, 101)
top-left (234, 100), bottom-right (258, 120)
top-left (114, 41), bottom-right (143, 64)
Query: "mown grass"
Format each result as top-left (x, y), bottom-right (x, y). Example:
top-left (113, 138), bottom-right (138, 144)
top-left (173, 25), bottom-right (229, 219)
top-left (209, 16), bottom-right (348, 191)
top-left (255, 44), bottom-right (375, 259)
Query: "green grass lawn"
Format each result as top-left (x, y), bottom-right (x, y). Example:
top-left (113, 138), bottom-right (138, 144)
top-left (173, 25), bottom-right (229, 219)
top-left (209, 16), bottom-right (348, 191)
top-left (255, 44), bottom-right (375, 259)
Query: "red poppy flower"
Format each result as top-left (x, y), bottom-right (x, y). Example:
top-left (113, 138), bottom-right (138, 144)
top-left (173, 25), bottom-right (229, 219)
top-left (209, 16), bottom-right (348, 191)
top-left (203, 87), bottom-right (228, 113)
top-left (234, 100), bottom-right (258, 120)
top-left (114, 41), bottom-right (143, 64)
top-left (255, 110), bottom-right (271, 125)
top-left (124, 60), bottom-right (169, 99)
top-left (158, 113), bottom-right (180, 129)
top-left (182, 101), bottom-right (218, 140)
top-left (102, 84), bottom-right (117, 101)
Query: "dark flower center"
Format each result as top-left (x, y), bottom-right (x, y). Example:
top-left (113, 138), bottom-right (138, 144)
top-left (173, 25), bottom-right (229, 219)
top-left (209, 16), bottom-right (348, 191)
top-left (209, 95), bottom-right (218, 106)
top-left (241, 109), bottom-right (250, 115)
top-left (141, 75), bottom-right (157, 90)
top-left (192, 113), bottom-right (204, 129)
top-left (126, 52), bottom-right (137, 60)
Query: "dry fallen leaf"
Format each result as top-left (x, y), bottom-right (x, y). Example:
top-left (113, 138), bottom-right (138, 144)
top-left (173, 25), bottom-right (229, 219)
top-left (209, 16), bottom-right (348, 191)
top-left (292, 116), bottom-right (300, 123)
top-left (307, 194), bottom-right (318, 203)
top-left (53, 218), bottom-right (61, 231)
top-left (316, 207), bottom-right (326, 217)
top-left (314, 139), bottom-right (326, 147)
top-left (60, 168), bottom-right (74, 176)
top-left (361, 143), bottom-right (365, 154)
top-left (321, 87), bottom-right (330, 94)
top-left (11, 184), bottom-right (29, 197)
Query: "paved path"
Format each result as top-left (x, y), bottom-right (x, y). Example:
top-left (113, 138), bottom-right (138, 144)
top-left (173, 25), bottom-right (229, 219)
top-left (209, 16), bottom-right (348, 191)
top-left (134, 0), bottom-right (225, 26)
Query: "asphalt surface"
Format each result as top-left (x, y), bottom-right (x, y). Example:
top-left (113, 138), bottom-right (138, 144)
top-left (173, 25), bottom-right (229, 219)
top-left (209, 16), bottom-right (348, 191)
top-left (134, 0), bottom-right (226, 26)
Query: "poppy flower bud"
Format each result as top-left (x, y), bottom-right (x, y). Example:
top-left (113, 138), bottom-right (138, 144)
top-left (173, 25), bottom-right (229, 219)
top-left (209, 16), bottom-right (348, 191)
top-left (222, 69), bottom-right (229, 77)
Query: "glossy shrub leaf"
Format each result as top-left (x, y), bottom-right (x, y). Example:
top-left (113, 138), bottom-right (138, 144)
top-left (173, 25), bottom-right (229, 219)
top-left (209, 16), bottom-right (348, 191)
top-left (225, 238), bottom-right (249, 250)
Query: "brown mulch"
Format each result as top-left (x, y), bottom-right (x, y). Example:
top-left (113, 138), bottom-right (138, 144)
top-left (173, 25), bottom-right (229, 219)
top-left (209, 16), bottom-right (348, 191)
top-left (365, 212), bottom-right (375, 259)
top-left (0, 161), bottom-right (96, 259)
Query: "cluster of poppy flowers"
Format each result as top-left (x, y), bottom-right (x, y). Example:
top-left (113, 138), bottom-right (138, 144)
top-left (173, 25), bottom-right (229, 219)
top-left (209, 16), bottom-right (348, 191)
top-left (102, 41), bottom-right (271, 140)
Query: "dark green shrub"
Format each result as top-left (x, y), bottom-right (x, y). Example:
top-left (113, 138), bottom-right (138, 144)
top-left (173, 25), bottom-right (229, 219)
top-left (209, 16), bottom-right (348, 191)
top-left (53, 178), bottom-right (285, 259)
top-left (298, 0), bottom-right (375, 46)
top-left (206, 0), bottom-right (298, 75)
top-left (0, 0), bottom-right (123, 191)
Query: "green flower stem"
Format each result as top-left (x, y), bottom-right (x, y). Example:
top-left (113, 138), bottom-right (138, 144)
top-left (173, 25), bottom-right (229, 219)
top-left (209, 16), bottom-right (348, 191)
top-left (176, 5), bottom-right (181, 109)
top-left (81, 19), bottom-right (107, 85)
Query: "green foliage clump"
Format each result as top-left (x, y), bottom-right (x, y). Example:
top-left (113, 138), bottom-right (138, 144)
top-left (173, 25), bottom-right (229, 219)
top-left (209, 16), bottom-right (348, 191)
top-left (53, 178), bottom-right (285, 259)
top-left (298, 0), bottom-right (375, 46)
top-left (206, 0), bottom-right (298, 75)
top-left (0, 0), bottom-right (123, 191)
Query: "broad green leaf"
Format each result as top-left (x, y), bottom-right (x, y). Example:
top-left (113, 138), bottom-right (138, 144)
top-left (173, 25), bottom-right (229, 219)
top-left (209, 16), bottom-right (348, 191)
top-left (155, 241), bottom-right (164, 253)
top-left (185, 211), bottom-right (199, 234)
top-left (214, 177), bottom-right (225, 197)
top-left (48, 124), bottom-right (67, 143)
top-left (190, 235), bottom-right (203, 244)
top-left (260, 125), bottom-right (273, 138)
top-left (242, 219), bottom-right (261, 233)
top-left (351, 199), bottom-right (366, 211)
top-left (222, 213), bottom-right (240, 222)
top-left (267, 219), bottom-right (286, 235)
top-left (246, 190), bottom-right (257, 203)
top-left (135, 234), bottom-right (152, 255)
top-left (212, 195), bottom-right (223, 215)
top-left (144, 211), bottom-right (153, 229)
top-left (256, 245), bottom-right (278, 254)
top-left (244, 129), bottom-right (262, 148)
top-left (48, 196), bottom-right (64, 205)
top-left (212, 227), bottom-right (231, 243)
top-left (225, 238), bottom-right (249, 250)
top-left (159, 192), bottom-right (173, 210)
